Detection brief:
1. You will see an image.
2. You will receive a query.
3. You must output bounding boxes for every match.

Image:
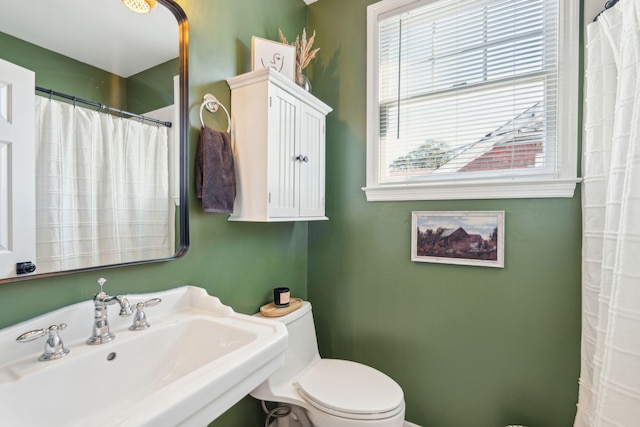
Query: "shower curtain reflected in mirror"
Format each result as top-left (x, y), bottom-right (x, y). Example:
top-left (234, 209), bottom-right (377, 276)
top-left (576, 0), bottom-right (640, 425)
top-left (34, 96), bottom-right (174, 274)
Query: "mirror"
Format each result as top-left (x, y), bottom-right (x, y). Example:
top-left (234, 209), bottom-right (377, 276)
top-left (0, 0), bottom-right (189, 283)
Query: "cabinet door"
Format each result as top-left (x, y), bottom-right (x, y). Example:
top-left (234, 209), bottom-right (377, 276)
top-left (298, 104), bottom-right (325, 217)
top-left (267, 86), bottom-right (300, 218)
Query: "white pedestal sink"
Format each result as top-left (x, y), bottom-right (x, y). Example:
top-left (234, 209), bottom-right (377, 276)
top-left (0, 286), bottom-right (288, 426)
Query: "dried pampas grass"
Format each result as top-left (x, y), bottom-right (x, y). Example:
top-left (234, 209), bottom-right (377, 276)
top-left (279, 28), bottom-right (320, 76)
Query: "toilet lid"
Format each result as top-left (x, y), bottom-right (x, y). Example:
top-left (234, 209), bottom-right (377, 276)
top-left (295, 359), bottom-right (404, 416)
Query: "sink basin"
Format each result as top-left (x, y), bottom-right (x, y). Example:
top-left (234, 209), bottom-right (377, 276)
top-left (0, 286), bottom-right (287, 426)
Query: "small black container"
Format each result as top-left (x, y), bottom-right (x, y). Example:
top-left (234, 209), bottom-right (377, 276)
top-left (273, 287), bottom-right (290, 308)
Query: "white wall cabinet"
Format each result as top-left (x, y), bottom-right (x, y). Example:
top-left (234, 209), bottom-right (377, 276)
top-left (226, 68), bottom-right (332, 222)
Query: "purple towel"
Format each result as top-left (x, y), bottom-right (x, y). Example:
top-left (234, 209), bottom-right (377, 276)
top-left (195, 125), bottom-right (236, 213)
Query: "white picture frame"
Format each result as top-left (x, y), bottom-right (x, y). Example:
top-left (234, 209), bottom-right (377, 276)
top-left (411, 211), bottom-right (505, 268)
top-left (251, 36), bottom-right (296, 82)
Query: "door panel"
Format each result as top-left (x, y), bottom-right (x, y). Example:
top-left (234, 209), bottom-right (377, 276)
top-left (299, 104), bottom-right (325, 217)
top-left (267, 87), bottom-right (299, 218)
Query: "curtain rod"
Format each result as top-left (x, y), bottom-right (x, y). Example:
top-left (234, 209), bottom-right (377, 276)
top-left (35, 86), bottom-right (172, 128)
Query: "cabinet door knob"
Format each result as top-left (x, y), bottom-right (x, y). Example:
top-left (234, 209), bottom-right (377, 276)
top-left (296, 155), bottom-right (309, 163)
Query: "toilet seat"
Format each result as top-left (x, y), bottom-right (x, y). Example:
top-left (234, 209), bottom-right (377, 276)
top-left (295, 359), bottom-right (404, 420)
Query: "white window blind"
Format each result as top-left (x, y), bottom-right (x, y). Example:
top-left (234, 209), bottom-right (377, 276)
top-left (379, 0), bottom-right (558, 182)
top-left (366, 0), bottom-right (579, 200)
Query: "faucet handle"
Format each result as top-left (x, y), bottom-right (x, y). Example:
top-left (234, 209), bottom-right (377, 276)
top-left (142, 298), bottom-right (162, 308)
top-left (17, 323), bottom-right (67, 342)
top-left (16, 328), bottom-right (47, 342)
top-left (129, 298), bottom-right (162, 331)
top-left (97, 277), bottom-right (107, 293)
top-left (16, 324), bottom-right (70, 361)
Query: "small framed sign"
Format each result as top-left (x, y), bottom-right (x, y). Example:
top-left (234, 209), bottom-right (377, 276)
top-left (411, 211), bottom-right (505, 268)
top-left (251, 36), bottom-right (296, 82)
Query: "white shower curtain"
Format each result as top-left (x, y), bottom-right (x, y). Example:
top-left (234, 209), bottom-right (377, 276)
top-left (575, 0), bottom-right (640, 425)
top-left (34, 96), bottom-right (174, 273)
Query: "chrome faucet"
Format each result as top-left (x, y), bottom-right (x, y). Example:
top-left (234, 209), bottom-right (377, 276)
top-left (87, 278), bottom-right (133, 345)
top-left (129, 298), bottom-right (162, 331)
top-left (17, 323), bottom-right (70, 361)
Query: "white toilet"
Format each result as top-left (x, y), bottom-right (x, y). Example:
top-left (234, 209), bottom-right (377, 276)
top-left (252, 301), bottom-right (405, 427)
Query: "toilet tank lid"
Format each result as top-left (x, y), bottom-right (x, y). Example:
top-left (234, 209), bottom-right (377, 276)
top-left (255, 300), bottom-right (312, 325)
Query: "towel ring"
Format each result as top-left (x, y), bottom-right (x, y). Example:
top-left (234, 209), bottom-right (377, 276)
top-left (200, 94), bottom-right (231, 133)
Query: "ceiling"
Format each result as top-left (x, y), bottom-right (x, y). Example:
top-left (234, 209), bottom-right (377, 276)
top-left (0, 0), bottom-right (178, 78)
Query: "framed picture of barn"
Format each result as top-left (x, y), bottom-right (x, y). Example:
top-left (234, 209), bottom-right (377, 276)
top-left (411, 211), bottom-right (505, 268)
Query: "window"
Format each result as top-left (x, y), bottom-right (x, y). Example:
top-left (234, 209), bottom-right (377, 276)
top-left (364, 0), bottom-right (579, 201)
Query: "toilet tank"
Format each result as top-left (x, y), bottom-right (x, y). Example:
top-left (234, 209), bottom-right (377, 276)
top-left (251, 301), bottom-right (321, 400)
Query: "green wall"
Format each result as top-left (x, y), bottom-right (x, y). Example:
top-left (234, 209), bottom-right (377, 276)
top-left (0, 32), bottom-right (127, 108)
top-left (127, 58), bottom-right (179, 114)
top-left (0, 31), bottom-right (176, 113)
top-left (0, 1), bottom-right (307, 425)
top-left (306, 1), bottom-right (582, 426)
top-left (0, 0), bottom-right (583, 426)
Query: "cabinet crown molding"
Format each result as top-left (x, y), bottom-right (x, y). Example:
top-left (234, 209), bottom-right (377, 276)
top-left (227, 68), bottom-right (331, 115)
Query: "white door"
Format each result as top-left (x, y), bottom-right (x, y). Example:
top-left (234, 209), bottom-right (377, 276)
top-left (0, 59), bottom-right (36, 279)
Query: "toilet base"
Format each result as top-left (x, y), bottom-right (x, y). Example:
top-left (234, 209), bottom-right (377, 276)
top-left (266, 402), bottom-right (405, 427)
top-left (270, 422), bottom-right (416, 427)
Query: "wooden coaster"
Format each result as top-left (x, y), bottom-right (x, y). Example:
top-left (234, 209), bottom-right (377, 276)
top-left (260, 298), bottom-right (303, 317)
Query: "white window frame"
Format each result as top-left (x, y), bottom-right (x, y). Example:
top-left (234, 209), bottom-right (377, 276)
top-left (363, 0), bottom-right (581, 201)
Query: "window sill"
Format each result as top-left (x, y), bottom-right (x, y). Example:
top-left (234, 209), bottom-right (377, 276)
top-left (362, 177), bottom-right (581, 201)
